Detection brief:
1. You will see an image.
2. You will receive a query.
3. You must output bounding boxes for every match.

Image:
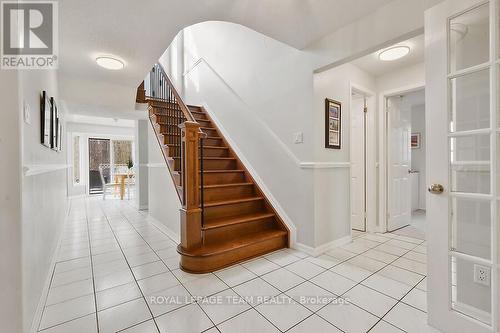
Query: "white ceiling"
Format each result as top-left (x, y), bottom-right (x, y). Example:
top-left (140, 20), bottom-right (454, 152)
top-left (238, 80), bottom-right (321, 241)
top-left (388, 88), bottom-right (425, 108)
top-left (351, 34), bottom-right (424, 77)
top-left (59, 0), bottom-right (395, 118)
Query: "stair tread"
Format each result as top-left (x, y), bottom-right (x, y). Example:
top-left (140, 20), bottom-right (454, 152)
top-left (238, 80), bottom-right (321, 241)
top-left (180, 229), bottom-right (287, 257)
top-left (202, 182), bottom-right (253, 189)
top-left (203, 212), bottom-right (275, 230)
top-left (201, 170), bottom-right (245, 173)
top-left (172, 157), bottom-right (235, 160)
top-left (204, 196), bottom-right (264, 207)
top-left (167, 144), bottom-right (227, 149)
top-left (173, 169), bottom-right (245, 175)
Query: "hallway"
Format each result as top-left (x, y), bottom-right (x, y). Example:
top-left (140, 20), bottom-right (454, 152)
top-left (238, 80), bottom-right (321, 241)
top-left (37, 198), bottom-right (435, 333)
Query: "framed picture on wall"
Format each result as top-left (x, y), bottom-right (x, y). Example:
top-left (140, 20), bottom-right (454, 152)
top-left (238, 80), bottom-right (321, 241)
top-left (411, 132), bottom-right (421, 149)
top-left (325, 98), bottom-right (341, 149)
top-left (40, 91), bottom-right (52, 148)
top-left (50, 97), bottom-right (58, 150)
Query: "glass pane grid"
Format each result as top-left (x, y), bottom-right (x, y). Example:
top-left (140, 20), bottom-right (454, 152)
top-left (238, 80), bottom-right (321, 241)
top-left (449, 2), bottom-right (490, 73)
top-left (447, 2), bottom-right (497, 327)
top-left (450, 69), bottom-right (490, 133)
top-left (450, 255), bottom-right (493, 325)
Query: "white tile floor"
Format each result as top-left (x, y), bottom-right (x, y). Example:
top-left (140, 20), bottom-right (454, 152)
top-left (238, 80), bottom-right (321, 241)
top-left (37, 198), bottom-right (439, 333)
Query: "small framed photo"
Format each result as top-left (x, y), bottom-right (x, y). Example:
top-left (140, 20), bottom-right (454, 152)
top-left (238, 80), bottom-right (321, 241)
top-left (50, 97), bottom-right (58, 150)
top-left (325, 98), bottom-right (341, 149)
top-left (329, 131), bottom-right (339, 146)
top-left (40, 91), bottom-right (52, 148)
top-left (411, 133), bottom-right (421, 149)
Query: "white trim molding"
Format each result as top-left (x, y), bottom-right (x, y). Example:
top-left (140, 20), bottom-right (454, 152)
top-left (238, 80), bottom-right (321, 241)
top-left (294, 235), bottom-right (352, 256)
top-left (23, 164), bottom-right (70, 177)
top-left (146, 163), bottom-right (167, 168)
top-left (299, 162), bottom-right (351, 169)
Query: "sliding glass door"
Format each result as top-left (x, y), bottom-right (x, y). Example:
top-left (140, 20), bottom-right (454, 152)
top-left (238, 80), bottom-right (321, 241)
top-left (88, 138), bottom-right (134, 195)
top-left (88, 138), bottom-right (110, 194)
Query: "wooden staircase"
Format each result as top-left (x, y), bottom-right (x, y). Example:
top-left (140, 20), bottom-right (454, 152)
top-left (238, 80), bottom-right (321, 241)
top-left (142, 64), bottom-right (289, 273)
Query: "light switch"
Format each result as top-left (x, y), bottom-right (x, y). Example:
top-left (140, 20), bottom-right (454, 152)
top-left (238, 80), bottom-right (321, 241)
top-left (23, 100), bottom-right (31, 124)
top-left (294, 132), bottom-right (303, 144)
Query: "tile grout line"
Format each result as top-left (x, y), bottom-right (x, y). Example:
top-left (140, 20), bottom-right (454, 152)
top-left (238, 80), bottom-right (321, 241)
top-left (213, 233), bottom-right (425, 332)
top-left (84, 199), bottom-right (102, 333)
top-left (119, 206), bottom-right (223, 332)
top-left (366, 275), bottom-right (427, 333)
top-left (36, 202), bottom-right (77, 332)
top-left (94, 200), bottom-right (162, 333)
top-left (276, 235), bottom-right (400, 332)
top-left (53, 198), bottom-right (428, 333)
top-left (289, 236), bottom-right (424, 331)
top-left (120, 210), bottom-right (306, 333)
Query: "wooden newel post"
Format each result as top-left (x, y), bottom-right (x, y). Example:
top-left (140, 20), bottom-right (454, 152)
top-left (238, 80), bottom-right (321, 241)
top-left (178, 121), bottom-right (202, 250)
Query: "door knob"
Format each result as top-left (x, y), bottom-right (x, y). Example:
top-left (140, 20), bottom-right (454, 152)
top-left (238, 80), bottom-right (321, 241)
top-left (428, 183), bottom-right (444, 194)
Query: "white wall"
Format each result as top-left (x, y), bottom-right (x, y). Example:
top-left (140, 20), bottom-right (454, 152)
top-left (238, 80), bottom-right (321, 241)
top-left (18, 68), bottom-right (69, 333)
top-left (147, 124), bottom-right (182, 238)
top-left (0, 69), bottom-right (22, 333)
top-left (411, 104), bottom-right (426, 210)
top-left (313, 63), bottom-right (377, 238)
top-left (135, 120), bottom-right (149, 210)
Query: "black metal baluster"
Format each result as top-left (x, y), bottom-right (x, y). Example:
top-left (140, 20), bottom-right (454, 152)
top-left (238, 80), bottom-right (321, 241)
top-left (200, 138), bottom-right (204, 227)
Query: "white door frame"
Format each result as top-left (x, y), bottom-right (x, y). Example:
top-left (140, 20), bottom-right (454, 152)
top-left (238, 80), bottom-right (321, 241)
top-left (378, 83), bottom-right (425, 233)
top-left (350, 83), bottom-right (377, 233)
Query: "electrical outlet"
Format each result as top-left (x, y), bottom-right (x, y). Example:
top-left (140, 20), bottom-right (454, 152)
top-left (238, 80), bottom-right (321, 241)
top-left (473, 264), bottom-right (490, 287)
top-left (294, 132), bottom-right (303, 144)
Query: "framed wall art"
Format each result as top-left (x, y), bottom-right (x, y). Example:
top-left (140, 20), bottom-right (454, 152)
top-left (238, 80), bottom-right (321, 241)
top-left (325, 98), bottom-right (341, 149)
top-left (40, 91), bottom-right (52, 148)
top-left (411, 132), bottom-right (421, 149)
top-left (51, 96), bottom-right (58, 150)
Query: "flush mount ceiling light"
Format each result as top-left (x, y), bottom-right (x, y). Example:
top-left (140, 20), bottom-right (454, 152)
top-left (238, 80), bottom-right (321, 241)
top-left (95, 56), bottom-right (124, 70)
top-left (379, 46), bottom-right (410, 61)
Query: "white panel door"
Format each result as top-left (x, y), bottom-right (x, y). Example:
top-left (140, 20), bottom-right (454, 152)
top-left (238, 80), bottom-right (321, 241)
top-left (426, 0), bottom-right (498, 332)
top-left (351, 95), bottom-right (366, 231)
top-left (387, 96), bottom-right (412, 231)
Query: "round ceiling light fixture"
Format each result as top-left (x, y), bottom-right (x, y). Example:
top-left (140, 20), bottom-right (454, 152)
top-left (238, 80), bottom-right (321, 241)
top-left (96, 56), bottom-right (125, 70)
top-left (379, 46), bottom-right (410, 61)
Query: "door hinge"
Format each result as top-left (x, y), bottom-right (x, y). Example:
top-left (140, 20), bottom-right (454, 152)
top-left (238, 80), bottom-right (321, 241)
top-left (364, 107), bottom-right (368, 113)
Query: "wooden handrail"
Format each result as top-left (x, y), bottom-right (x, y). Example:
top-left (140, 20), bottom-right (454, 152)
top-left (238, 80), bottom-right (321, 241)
top-left (150, 63), bottom-right (196, 122)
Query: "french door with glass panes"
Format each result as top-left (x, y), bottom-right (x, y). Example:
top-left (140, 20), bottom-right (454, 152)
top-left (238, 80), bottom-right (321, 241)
top-left (426, 0), bottom-right (498, 332)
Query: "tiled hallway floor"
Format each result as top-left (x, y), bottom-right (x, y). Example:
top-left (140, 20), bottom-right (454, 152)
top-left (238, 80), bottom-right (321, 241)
top-left (37, 198), bottom-right (438, 333)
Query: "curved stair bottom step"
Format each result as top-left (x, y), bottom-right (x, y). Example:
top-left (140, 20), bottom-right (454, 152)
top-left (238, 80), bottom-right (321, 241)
top-left (177, 230), bottom-right (288, 273)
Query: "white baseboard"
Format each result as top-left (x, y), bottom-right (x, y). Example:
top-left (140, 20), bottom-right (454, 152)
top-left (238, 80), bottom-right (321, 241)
top-left (293, 235), bottom-right (352, 257)
top-left (146, 215), bottom-right (180, 244)
top-left (30, 199), bottom-right (70, 333)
